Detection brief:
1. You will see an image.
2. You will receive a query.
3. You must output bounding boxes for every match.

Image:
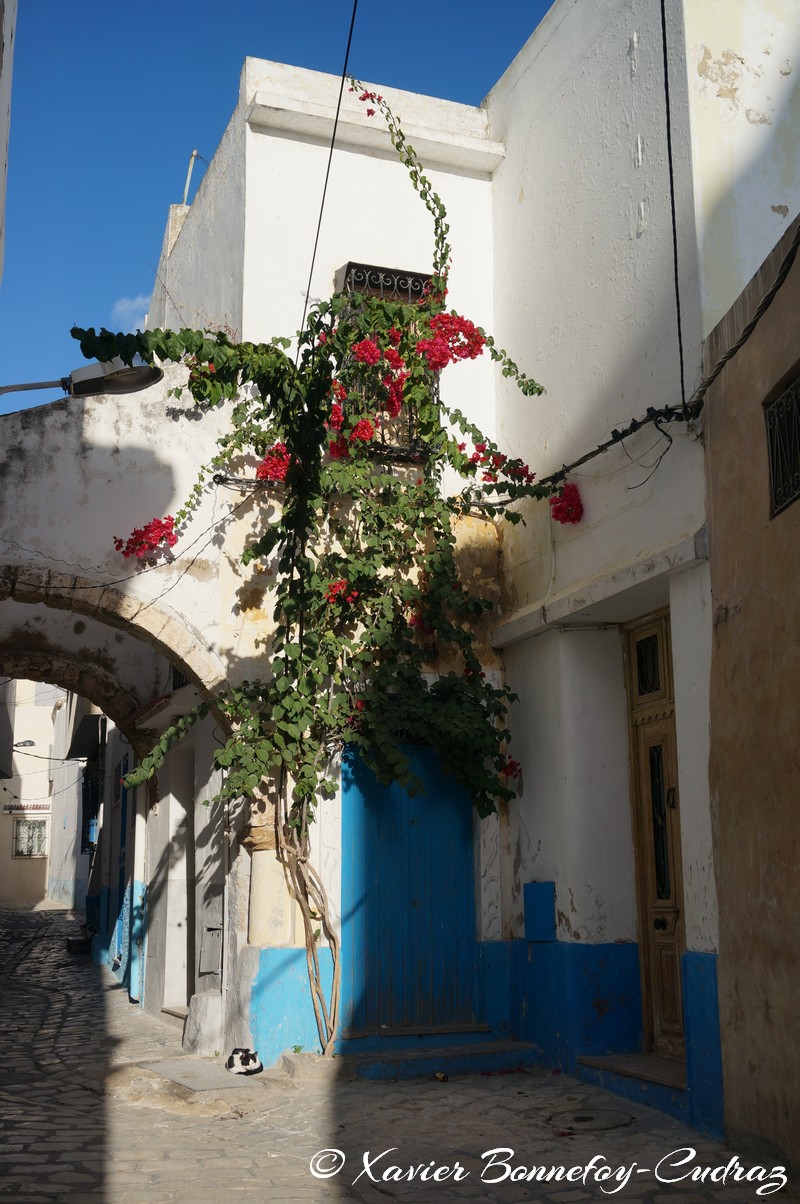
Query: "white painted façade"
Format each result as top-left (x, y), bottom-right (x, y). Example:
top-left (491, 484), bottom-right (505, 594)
top-left (0, 0), bottom-right (797, 1165)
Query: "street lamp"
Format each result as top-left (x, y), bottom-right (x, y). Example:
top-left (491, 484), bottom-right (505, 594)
top-left (0, 356), bottom-right (163, 399)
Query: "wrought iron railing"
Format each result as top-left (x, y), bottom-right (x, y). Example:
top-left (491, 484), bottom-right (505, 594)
top-left (336, 262), bottom-right (435, 465)
top-left (335, 261), bottom-right (431, 304)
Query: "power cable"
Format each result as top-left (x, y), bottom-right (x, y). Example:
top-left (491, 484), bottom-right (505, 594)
top-left (297, 0), bottom-right (360, 350)
top-left (536, 213), bottom-right (800, 491)
top-left (659, 0), bottom-right (687, 413)
top-left (686, 217), bottom-right (800, 414)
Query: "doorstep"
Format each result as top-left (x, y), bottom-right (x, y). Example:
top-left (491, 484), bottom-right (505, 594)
top-left (578, 1052), bottom-right (686, 1090)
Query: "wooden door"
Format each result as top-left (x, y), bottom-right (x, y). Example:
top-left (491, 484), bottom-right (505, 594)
top-left (626, 614), bottom-right (686, 1060)
top-left (341, 746), bottom-right (479, 1036)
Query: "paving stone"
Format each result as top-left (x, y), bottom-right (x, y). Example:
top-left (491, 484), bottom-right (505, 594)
top-left (0, 904), bottom-right (798, 1203)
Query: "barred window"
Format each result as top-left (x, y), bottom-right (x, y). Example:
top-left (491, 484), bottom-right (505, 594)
top-left (13, 818), bottom-right (48, 858)
top-left (765, 377), bottom-right (800, 516)
top-left (335, 262), bottom-right (431, 302)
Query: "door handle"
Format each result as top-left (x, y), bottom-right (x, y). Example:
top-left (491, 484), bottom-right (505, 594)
top-left (666, 787), bottom-right (677, 809)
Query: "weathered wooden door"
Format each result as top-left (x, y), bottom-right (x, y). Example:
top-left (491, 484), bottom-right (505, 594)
top-left (626, 614), bottom-right (686, 1060)
top-left (341, 747), bottom-right (479, 1035)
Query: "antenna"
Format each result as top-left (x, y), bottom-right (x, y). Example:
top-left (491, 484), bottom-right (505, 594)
top-left (181, 149), bottom-right (199, 206)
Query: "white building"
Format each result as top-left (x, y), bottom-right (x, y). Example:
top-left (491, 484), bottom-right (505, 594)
top-left (0, 679), bottom-right (74, 902)
top-left (0, 0), bottom-right (797, 1164)
top-left (148, 0), bottom-right (800, 1142)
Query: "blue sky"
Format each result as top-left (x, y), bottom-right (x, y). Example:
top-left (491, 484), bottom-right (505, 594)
top-left (0, 1), bottom-right (552, 413)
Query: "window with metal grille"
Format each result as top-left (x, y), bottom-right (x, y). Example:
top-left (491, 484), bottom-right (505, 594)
top-left (335, 262), bottom-right (431, 302)
top-left (765, 377), bottom-right (800, 516)
top-left (13, 817), bottom-right (47, 858)
top-left (334, 261), bottom-right (434, 465)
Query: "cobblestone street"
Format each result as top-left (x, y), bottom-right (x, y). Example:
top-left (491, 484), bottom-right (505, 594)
top-left (0, 904), bottom-right (794, 1204)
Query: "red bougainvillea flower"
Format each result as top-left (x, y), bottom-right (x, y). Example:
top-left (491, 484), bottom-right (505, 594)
top-left (384, 370), bottom-right (408, 418)
top-left (325, 579), bottom-right (359, 604)
top-left (500, 756), bottom-right (522, 780)
top-left (255, 441), bottom-right (292, 483)
top-left (349, 418), bottom-right (375, 443)
top-left (416, 313), bottom-right (485, 371)
top-left (328, 400), bottom-right (345, 432)
top-left (388, 327), bottom-right (402, 345)
top-left (328, 435), bottom-right (350, 460)
top-left (549, 482), bottom-right (584, 525)
top-left (384, 347), bottom-right (405, 371)
top-left (114, 516), bottom-right (178, 559)
top-left (352, 338), bottom-right (381, 365)
top-left (407, 607), bottom-right (434, 639)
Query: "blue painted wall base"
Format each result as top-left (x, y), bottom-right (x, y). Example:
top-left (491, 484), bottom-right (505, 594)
top-left (128, 881), bottom-right (146, 1004)
top-left (246, 935), bottom-right (722, 1139)
top-left (249, 947), bottom-right (334, 1068)
top-left (518, 939), bottom-right (643, 1070)
top-left (683, 950), bottom-right (723, 1136)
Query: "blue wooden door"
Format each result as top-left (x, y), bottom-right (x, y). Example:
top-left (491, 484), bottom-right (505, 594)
top-left (341, 747), bottom-right (479, 1035)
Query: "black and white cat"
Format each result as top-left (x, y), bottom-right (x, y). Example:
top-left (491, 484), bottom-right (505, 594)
top-left (225, 1048), bottom-right (263, 1075)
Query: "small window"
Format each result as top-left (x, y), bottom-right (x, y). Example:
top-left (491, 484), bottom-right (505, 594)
top-left (13, 817), bottom-right (48, 858)
top-left (765, 377), bottom-right (800, 516)
top-left (636, 634), bottom-right (661, 695)
top-left (171, 665), bottom-right (190, 691)
top-left (335, 262), bottom-right (431, 303)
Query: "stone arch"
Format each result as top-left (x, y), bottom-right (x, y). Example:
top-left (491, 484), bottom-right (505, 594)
top-left (0, 649), bottom-right (142, 742)
top-left (0, 563), bottom-right (228, 698)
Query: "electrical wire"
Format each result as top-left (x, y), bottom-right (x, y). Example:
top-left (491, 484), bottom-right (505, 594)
top-left (537, 212), bottom-right (800, 490)
top-left (297, 0), bottom-right (360, 349)
top-left (0, 773), bottom-right (85, 806)
top-left (686, 217), bottom-right (800, 414)
top-left (8, 749), bottom-right (85, 764)
top-left (659, 0), bottom-right (687, 413)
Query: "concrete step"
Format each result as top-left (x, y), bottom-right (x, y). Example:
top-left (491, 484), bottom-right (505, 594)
top-left (282, 1040), bottom-right (543, 1083)
top-left (160, 1005), bottom-right (189, 1033)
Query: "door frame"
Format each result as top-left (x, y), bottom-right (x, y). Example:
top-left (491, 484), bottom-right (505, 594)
top-left (624, 609), bottom-right (686, 1060)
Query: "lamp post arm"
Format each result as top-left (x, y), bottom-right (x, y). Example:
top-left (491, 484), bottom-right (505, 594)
top-left (0, 379), bottom-right (68, 397)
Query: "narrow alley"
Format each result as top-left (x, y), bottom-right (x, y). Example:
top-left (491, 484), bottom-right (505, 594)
top-left (0, 904), bottom-right (793, 1203)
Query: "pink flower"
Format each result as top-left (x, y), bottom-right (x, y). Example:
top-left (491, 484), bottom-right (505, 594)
top-left (549, 482), bottom-right (583, 525)
top-left (500, 757), bottom-right (522, 779)
top-left (416, 313), bottom-right (485, 370)
top-left (329, 401), bottom-right (345, 432)
top-left (352, 338), bottom-right (381, 365)
top-left (113, 516), bottom-right (178, 560)
top-left (349, 419), bottom-right (375, 443)
top-left (255, 442), bottom-right (292, 483)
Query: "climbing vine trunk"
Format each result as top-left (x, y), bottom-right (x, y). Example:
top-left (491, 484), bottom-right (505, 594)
top-left (275, 789), bottom-right (341, 1055)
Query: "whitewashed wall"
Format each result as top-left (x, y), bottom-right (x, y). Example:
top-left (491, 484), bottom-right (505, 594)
top-left (683, 0), bottom-right (800, 334)
top-left (486, 0), bottom-right (705, 626)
